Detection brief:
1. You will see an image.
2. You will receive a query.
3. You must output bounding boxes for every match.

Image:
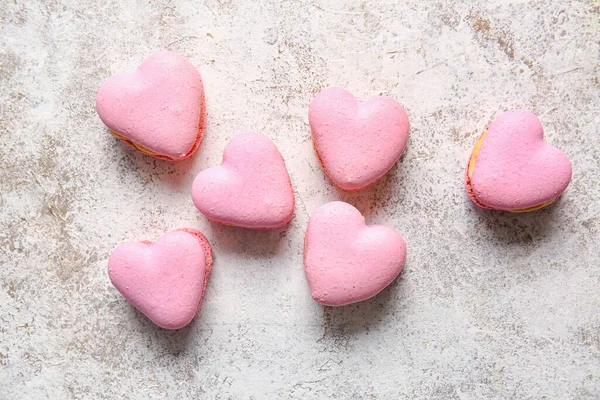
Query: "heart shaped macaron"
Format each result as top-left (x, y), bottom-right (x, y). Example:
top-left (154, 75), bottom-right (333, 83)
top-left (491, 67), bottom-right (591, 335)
top-left (304, 201), bottom-right (407, 306)
top-left (466, 110), bottom-right (572, 212)
top-left (192, 132), bottom-right (295, 229)
top-left (96, 51), bottom-right (205, 161)
top-left (308, 87), bottom-right (410, 190)
top-left (108, 229), bottom-right (212, 329)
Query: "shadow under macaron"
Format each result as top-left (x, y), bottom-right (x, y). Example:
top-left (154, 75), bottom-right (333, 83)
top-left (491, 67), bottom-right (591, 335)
top-left (466, 191), bottom-right (564, 246)
top-left (107, 127), bottom-right (199, 190)
top-left (335, 154), bottom-right (407, 220)
top-left (206, 220), bottom-right (290, 259)
top-left (316, 271), bottom-right (407, 343)
top-left (124, 307), bottom-right (196, 355)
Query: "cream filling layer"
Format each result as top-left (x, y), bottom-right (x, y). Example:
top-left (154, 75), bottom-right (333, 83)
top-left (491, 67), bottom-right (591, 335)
top-left (110, 130), bottom-right (161, 156)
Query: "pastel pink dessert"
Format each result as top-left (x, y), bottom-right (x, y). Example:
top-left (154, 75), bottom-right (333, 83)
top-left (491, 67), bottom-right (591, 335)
top-left (304, 201), bottom-right (407, 306)
top-left (96, 51), bottom-right (205, 161)
top-left (108, 229), bottom-right (212, 330)
top-left (466, 110), bottom-right (572, 212)
top-left (308, 87), bottom-right (410, 190)
top-left (191, 132), bottom-right (295, 229)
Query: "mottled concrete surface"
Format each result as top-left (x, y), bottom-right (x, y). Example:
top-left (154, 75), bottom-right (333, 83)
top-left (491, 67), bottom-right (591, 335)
top-left (1, 0), bottom-right (599, 398)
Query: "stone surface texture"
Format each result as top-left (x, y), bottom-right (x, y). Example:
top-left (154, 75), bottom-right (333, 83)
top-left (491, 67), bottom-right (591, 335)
top-left (1, 0), bottom-right (599, 399)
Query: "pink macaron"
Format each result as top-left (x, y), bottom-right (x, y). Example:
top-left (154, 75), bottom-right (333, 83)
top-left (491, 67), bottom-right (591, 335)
top-left (466, 110), bottom-right (572, 212)
top-left (96, 51), bottom-right (205, 161)
top-left (108, 229), bottom-right (212, 329)
top-left (309, 87), bottom-right (410, 190)
top-left (304, 201), bottom-right (407, 306)
top-left (191, 132), bottom-right (295, 229)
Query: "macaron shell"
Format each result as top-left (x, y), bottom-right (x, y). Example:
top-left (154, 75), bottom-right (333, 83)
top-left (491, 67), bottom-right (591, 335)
top-left (467, 110), bottom-right (572, 211)
top-left (309, 87), bottom-right (410, 190)
top-left (177, 228), bottom-right (213, 295)
top-left (96, 51), bottom-right (205, 160)
top-left (191, 132), bottom-right (295, 229)
top-left (108, 229), bottom-right (212, 330)
top-left (304, 201), bottom-right (406, 306)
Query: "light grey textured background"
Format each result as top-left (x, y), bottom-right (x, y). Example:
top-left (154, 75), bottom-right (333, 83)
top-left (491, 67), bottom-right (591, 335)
top-left (1, 0), bottom-right (599, 399)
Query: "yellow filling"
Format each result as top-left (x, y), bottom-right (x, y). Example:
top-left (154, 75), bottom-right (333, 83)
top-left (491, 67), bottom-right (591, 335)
top-left (467, 129), bottom-right (488, 178)
top-left (509, 198), bottom-right (557, 213)
top-left (468, 129), bottom-right (557, 213)
top-left (109, 130), bottom-right (161, 157)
